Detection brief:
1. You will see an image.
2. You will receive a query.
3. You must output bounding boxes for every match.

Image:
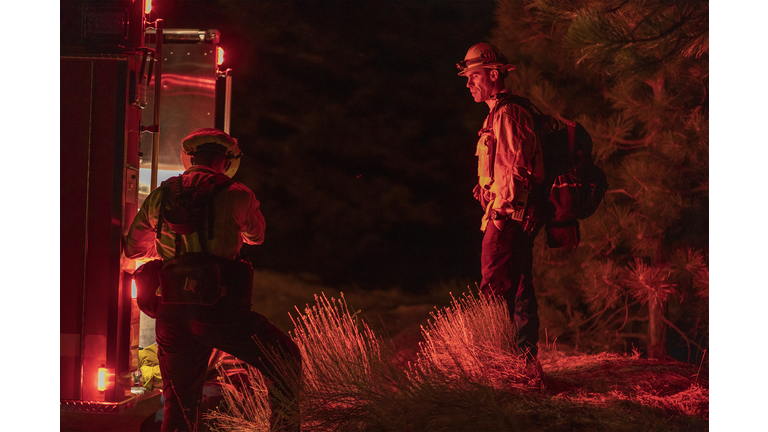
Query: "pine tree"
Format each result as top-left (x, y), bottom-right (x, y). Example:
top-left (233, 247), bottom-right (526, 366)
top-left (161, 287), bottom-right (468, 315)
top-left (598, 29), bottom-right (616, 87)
top-left (491, 0), bottom-right (708, 360)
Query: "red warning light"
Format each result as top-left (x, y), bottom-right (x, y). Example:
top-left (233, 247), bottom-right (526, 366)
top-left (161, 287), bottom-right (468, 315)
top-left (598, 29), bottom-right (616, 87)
top-left (97, 367), bottom-right (108, 391)
top-left (217, 47), bottom-right (225, 66)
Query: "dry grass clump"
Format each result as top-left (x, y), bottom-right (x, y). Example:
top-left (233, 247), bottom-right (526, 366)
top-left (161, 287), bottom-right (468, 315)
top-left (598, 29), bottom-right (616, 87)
top-left (291, 293), bottom-right (385, 391)
top-left (611, 383), bottom-right (709, 418)
top-left (205, 292), bottom-right (405, 432)
top-left (541, 349), bottom-right (709, 420)
top-left (410, 290), bottom-right (531, 389)
top-left (204, 365), bottom-right (272, 432)
top-left (289, 293), bottom-right (408, 431)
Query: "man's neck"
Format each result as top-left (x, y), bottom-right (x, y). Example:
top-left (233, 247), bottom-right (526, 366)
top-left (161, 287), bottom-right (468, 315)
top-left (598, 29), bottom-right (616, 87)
top-left (485, 88), bottom-right (509, 110)
top-left (188, 164), bottom-right (226, 175)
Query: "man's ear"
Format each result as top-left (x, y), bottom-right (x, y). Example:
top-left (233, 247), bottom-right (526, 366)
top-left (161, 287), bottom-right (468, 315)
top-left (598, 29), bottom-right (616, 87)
top-left (489, 69), bottom-right (499, 82)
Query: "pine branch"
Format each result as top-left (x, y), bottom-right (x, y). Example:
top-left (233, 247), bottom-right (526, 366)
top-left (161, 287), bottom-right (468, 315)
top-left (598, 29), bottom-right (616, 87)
top-left (628, 4), bottom-right (670, 41)
top-left (585, 295), bottom-right (642, 335)
top-left (594, 5), bottom-right (695, 46)
top-left (581, 301), bottom-right (615, 329)
top-left (603, 0), bottom-right (632, 15)
top-left (662, 315), bottom-right (705, 353)
top-left (632, 175), bottom-right (651, 193)
top-left (609, 137), bottom-right (650, 149)
top-left (605, 189), bottom-right (638, 200)
top-left (619, 293), bottom-right (630, 331)
top-left (652, 9), bottom-right (697, 43)
top-left (617, 332), bottom-right (649, 340)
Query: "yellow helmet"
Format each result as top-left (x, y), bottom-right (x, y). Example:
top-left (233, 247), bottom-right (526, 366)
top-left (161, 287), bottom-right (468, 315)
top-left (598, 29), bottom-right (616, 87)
top-left (456, 42), bottom-right (516, 76)
top-left (180, 128), bottom-right (242, 178)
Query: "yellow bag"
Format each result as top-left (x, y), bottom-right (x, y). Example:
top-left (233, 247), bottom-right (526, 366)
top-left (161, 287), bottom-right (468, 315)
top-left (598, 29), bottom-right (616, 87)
top-left (138, 344), bottom-right (163, 390)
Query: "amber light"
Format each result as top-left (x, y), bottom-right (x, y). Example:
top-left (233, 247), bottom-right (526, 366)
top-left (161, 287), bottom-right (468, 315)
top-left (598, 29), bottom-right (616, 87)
top-left (144, 0), bottom-right (152, 15)
top-left (97, 367), bottom-right (108, 391)
top-left (217, 47), bottom-right (225, 66)
top-left (131, 279), bottom-right (138, 299)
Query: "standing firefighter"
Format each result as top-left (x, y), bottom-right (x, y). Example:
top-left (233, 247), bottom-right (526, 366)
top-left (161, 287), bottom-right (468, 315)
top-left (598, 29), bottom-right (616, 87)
top-left (457, 43), bottom-right (547, 371)
top-left (125, 128), bottom-right (301, 431)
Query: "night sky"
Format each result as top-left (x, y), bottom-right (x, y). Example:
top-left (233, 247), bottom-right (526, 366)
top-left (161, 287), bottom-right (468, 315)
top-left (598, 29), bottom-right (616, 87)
top-left (150, 0), bottom-right (498, 291)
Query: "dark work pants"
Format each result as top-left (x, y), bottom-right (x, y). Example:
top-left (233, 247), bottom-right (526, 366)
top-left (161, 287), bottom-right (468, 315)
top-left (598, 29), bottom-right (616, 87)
top-left (479, 218), bottom-right (540, 359)
top-left (155, 292), bottom-right (301, 432)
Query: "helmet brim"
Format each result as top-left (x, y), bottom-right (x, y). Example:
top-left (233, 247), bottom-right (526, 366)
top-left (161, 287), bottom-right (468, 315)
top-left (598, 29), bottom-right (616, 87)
top-left (181, 148), bottom-right (242, 178)
top-left (458, 63), bottom-right (516, 76)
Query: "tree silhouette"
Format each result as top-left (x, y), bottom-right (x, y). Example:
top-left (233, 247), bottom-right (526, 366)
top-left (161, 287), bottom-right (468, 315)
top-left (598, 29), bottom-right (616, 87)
top-left (491, 0), bottom-right (708, 360)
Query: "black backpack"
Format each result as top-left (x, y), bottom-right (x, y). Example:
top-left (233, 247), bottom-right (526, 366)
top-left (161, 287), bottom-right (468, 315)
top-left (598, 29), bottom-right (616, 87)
top-left (153, 173), bottom-right (237, 305)
top-left (156, 173), bottom-right (234, 247)
top-left (499, 94), bottom-right (608, 249)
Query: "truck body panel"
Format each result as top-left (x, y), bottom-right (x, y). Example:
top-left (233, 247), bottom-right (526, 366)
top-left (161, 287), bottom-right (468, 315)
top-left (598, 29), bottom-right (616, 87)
top-left (60, 2), bottom-right (233, 414)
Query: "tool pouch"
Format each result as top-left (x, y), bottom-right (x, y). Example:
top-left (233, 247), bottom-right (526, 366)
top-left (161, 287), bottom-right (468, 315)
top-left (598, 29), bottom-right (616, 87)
top-left (132, 259), bottom-right (164, 318)
top-left (159, 253), bottom-right (229, 306)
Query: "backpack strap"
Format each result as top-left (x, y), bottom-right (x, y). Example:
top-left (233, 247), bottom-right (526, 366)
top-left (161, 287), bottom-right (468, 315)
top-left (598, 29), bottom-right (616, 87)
top-left (172, 176), bottom-right (187, 257)
top-left (203, 175), bottom-right (234, 241)
top-left (155, 173), bottom-right (233, 254)
top-left (207, 195), bottom-right (215, 240)
top-left (477, 93), bottom-right (516, 188)
top-left (494, 94), bottom-right (553, 206)
top-left (154, 176), bottom-right (180, 239)
top-left (481, 92), bottom-right (514, 132)
top-left (173, 233), bottom-right (183, 258)
top-left (492, 93), bottom-right (542, 175)
top-left (155, 203), bottom-right (164, 240)
top-left (566, 121), bottom-right (577, 167)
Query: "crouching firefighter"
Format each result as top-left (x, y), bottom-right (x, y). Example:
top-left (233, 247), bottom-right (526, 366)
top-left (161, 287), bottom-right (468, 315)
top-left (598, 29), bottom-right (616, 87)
top-left (125, 128), bottom-right (302, 432)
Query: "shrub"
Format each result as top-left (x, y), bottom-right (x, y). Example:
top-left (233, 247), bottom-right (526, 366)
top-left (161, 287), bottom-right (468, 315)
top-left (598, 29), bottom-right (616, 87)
top-left (410, 290), bottom-right (532, 390)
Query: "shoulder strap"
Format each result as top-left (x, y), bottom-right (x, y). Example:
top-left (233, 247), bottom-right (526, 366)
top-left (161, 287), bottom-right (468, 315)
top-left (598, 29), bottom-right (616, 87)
top-left (172, 176), bottom-right (186, 256)
top-left (203, 175), bottom-right (234, 241)
top-left (479, 92), bottom-right (514, 135)
top-left (492, 93), bottom-right (552, 203)
top-left (567, 121), bottom-right (577, 167)
top-left (154, 175), bottom-right (181, 240)
top-left (504, 94), bottom-right (543, 116)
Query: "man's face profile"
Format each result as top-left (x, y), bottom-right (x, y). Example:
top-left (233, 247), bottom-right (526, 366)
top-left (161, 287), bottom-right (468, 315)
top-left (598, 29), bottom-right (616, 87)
top-left (465, 69), bottom-right (496, 103)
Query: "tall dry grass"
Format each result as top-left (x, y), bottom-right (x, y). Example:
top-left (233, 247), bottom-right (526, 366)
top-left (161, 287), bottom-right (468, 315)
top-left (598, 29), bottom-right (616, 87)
top-left (206, 289), bottom-right (531, 431)
top-left (410, 290), bottom-right (531, 389)
top-left (205, 288), bottom-right (708, 432)
top-left (204, 365), bottom-right (272, 431)
top-left (288, 293), bottom-right (407, 431)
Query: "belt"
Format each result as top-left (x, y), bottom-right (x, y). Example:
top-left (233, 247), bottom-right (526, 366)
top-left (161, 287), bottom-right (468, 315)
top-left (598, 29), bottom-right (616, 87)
top-left (490, 209), bottom-right (526, 222)
top-left (489, 209), bottom-right (509, 220)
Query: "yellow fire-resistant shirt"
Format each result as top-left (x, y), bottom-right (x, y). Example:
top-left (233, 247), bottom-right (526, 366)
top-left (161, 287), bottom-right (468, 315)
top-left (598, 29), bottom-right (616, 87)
top-left (476, 90), bottom-right (544, 230)
top-left (124, 165), bottom-right (266, 261)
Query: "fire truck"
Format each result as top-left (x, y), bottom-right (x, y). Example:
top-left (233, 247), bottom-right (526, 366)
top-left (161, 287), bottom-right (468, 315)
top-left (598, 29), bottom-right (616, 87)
top-left (60, 0), bottom-right (233, 413)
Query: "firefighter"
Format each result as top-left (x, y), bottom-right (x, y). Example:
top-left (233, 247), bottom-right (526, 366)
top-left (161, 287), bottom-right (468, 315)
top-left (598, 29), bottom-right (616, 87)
top-left (125, 128), bottom-right (301, 431)
top-left (457, 43), bottom-right (546, 376)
